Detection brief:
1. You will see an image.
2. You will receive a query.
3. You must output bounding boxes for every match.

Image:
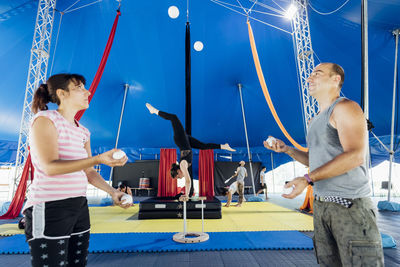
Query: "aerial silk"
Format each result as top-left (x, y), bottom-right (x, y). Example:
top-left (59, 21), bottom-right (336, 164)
top-left (185, 21), bottom-right (192, 136)
top-left (0, 9), bottom-right (121, 219)
top-left (0, 153), bottom-right (34, 219)
top-left (247, 20), bottom-right (308, 152)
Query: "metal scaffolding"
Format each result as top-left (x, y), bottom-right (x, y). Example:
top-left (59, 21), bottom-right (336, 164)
top-left (12, 0), bottom-right (57, 196)
top-left (291, 0), bottom-right (319, 130)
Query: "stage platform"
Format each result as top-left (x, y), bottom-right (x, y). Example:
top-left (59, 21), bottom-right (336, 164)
top-left (139, 196), bottom-right (222, 220)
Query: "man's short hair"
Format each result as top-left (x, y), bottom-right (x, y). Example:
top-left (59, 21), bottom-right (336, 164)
top-left (327, 63), bottom-right (345, 89)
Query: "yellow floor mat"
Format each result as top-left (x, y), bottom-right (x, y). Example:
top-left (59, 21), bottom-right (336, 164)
top-left (0, 202), bottom-right (313, 236)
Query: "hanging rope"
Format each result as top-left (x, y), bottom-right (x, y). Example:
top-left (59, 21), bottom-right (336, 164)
top-left (247, 20), bottom-right (308, 152)
top-left (308, 0), bottom-right (351, 16)
top-left (49, 10), bottom-right (64, 76)
top-left (210, 0), bottom-right (292, 35)
top-left (64, 0), bottom-right (103, 14)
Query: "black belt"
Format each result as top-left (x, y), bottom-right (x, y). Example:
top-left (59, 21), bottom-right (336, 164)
top-left (315, 195), bottom-right (353, 208)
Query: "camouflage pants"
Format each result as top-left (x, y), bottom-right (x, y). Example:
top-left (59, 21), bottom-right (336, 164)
top-left (237, 182), bottom-right (244, 205)
top-left (313, 197), bottom-right (384, 267)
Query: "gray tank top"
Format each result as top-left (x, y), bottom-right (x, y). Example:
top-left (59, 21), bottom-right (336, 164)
top-left (307, 97), bottom-right (371, 198)
top-left (237, 166), bottom-right (247, 184)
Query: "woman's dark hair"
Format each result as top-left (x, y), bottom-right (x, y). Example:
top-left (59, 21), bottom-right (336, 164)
top-left (220, 187), bottom-right (229, 196)
top-left (118, 182), bottom-right (127, 190)
top-left (261, 166), bottom-right (266, 170)
top-left (18, 217), bottom-right (26, 230)
top-left (170, 163), bottom-right (180, 178)
top-left (32, 73), bottom-right (86, 114)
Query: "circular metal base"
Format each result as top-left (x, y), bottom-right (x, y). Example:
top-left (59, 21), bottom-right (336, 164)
top-left (173, 232), bottom-right (209, 243)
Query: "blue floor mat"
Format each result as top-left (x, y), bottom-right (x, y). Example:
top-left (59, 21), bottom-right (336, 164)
top-left (0, 231), bottom-right (313, 254)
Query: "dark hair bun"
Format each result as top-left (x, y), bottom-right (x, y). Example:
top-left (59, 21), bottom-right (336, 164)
top-left (170, 163), bottom-right (180, 178)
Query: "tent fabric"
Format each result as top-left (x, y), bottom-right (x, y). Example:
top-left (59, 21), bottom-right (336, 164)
top-left (247, 195), bottom-right (264, 202)
top-left (157, 148), bottom-right (178, 197)
top-left (381, 233), bottom-right (397, 248)
top-left (2, 138), bottom-right (400, 178)
top-left (0, 1), bottom-right (400, 173)
top-left (75, 9), bottom-right (121, 121)
top-left (198, 149), bottom-right (214, 197)
top-left (377, 200), bottom-right (400, 212)
top-left (0, 140), bottom-right (17, 164)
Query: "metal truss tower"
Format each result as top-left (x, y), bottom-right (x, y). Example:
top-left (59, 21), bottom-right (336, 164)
top-left (12, 0), bottom-right (57, 195)
top-left (291, 0), bottom-right (318, 130)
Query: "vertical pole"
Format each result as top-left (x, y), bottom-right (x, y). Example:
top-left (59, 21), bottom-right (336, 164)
top-left (388, 29), bottom-right (399, 201)
top-left (361, 0), bottom-right (369, 117)
top-left (108, 84), bottom-right (129, 185)
top-left (361, 0), bottom-right (373, 198)
top-left (238, 83), bottom-right (256, 195)
top-left (292, 161), bottom-right (296, 177)
top-left (183, 200), bottom-right (187, 235)
top-left (271, 152), bottom-right (275, 193)
top-left (201, 199), bottom-right (204, 233)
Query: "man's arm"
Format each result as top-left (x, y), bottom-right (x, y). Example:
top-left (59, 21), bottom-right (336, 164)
top-left (309, 100), bottom-right (367, 182)
top-left (263, 139), bottom-right (309, 166)
top-left (232, 167), bottom-right (240, 177)
top-left (285, 147), bottom-right (309, 167)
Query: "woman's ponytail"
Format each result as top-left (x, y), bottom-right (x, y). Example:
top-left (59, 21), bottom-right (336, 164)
top-left (32, 84), bottom-right (51, 114)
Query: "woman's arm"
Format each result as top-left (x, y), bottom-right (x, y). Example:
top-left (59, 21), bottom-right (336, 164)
top-left (180, 160), bottom-right (191, 198)
top-left (127, 187), bottom-right (133, 196)
top-left (31, 116), bottom-right (127, 175)
top-left (83, 140), bottom-right (130, 208)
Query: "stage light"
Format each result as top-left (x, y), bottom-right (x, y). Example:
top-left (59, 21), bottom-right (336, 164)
top-left (285, 4), bottom-right (298, 20)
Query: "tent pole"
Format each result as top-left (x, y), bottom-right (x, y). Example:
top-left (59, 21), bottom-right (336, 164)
top-left (237, 83), bottom-right (256, 195)
top-left (361, 0), bottom-right (369, 118)
top-left (361, 0), bottom-right (373, 197)
top-left (388, 29), bottom-right (400, 201)
top-left (271, 152), bottom-right (275, 193)
top-left (108, 84), bottom-right (129, 186)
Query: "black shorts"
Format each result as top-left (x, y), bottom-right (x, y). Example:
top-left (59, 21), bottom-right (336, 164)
top-left (260, 184), bottom-right (267, 189)
top-left (24, 196), bottom-right (90, 241)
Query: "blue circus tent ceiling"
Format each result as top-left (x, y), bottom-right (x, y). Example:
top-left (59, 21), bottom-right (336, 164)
top-left (0, 0), bottom-right (400, 167)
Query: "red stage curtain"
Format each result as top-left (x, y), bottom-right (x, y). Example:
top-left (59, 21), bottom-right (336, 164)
top-left (158, 149), bottom-right (178, 197)
top-left (0, 10), bottom-right (121, 219)
top-left (199, 149), bottom-right (214, 197)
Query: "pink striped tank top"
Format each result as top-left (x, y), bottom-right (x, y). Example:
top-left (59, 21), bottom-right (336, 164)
top-left (24, 110), bottom-right (90, 211)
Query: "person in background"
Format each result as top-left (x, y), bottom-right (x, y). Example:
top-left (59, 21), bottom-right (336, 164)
top-left (256, 166), bottom-right (268, 199)
top-left (229, 161), bottom-right (247, 207)
top-left (117, 181), bottom-right (132, 197)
